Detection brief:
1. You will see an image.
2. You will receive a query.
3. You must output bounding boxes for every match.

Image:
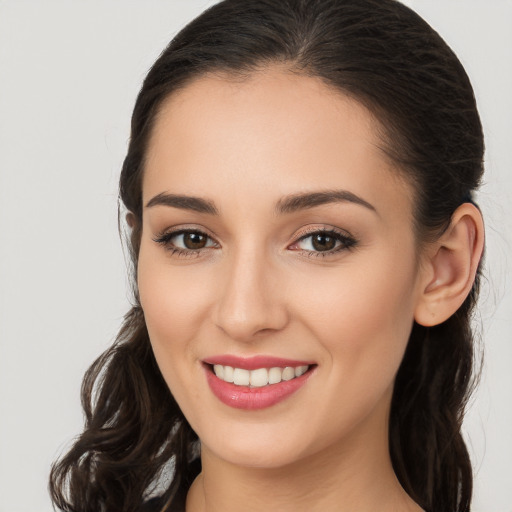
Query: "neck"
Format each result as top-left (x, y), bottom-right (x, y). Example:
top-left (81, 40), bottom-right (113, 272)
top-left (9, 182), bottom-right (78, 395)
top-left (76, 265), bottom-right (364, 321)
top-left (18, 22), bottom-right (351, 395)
top-left (186, 398), bottom-right (422, 512)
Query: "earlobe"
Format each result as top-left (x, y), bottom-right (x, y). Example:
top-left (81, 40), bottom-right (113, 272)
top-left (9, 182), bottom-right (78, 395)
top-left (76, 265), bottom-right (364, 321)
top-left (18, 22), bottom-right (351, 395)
top-left (415, 203), bottom-right (484, 327)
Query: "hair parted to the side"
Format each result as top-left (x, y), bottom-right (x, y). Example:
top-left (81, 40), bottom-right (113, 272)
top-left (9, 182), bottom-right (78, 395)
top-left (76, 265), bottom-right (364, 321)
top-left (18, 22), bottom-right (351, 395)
top-left (49, 1), bottom-right (484, 511)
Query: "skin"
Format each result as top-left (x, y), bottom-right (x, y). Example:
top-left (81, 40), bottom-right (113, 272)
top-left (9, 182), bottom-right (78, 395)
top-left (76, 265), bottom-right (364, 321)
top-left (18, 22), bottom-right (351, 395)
top-left (137, 67), bottom-right (482, 512)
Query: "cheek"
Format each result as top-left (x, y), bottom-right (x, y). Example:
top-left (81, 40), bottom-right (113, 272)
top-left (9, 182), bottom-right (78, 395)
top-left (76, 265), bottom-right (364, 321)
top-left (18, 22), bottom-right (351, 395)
top-left (137, 258), bottom-right (209, 423)
top-left (288, 257), bottom-right (418, 447)
top-left (297, 249), bottom-right (418, 377)
top-left (138, 249), bottom-right (211, 342)
top-left (137, 246), bottom-right (215, 397)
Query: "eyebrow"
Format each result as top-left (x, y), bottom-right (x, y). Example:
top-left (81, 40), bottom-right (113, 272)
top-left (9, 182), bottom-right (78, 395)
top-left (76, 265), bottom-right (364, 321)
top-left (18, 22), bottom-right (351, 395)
top-left (275, 190), bottom-right (377, 215)
top-left (145, 192), bottom-right (218, 214)
top-left (145, 189), bottom-right (377, 216)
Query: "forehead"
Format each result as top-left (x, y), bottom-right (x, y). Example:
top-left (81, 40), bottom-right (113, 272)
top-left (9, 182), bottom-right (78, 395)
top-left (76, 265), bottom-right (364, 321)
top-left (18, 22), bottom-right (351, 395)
top-left (143, 67), bottom-right (412, 221)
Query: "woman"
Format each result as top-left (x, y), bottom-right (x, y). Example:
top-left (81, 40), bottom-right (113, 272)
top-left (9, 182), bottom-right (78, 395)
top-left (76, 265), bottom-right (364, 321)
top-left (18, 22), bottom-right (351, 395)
top-left (49, 0), bottom-right (485, 511)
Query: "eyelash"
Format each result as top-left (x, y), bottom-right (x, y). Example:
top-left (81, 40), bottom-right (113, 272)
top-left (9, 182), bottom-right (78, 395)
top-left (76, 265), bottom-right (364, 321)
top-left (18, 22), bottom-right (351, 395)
top-left (291, 227), bottom-right (357, 258)
top-left (152, 229), bottom-right (218, 259)
top-left (152, 227), bottom-right (357, 259)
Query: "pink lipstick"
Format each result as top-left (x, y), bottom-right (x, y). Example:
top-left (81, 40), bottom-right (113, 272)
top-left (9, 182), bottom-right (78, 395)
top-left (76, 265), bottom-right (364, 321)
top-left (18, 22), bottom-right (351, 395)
top-left (203, 355), bottom-right (315, 410)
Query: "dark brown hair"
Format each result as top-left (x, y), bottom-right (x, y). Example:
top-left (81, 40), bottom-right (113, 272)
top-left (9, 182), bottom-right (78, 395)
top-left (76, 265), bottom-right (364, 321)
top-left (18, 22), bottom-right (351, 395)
top-left (50, 1), bottom-right (484, 511)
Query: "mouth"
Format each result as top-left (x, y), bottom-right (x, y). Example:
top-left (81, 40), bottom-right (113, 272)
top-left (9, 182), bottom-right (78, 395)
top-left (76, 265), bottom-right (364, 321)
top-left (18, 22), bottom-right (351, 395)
top-left (207, 363), bottom-right (311, 388)
top-left (202, 356), bottom-right (316, 410)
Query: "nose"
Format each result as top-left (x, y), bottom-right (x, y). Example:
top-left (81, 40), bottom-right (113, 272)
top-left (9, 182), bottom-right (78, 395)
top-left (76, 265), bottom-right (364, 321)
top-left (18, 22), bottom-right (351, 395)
top-left (212, 249), bottom-right (289, 343)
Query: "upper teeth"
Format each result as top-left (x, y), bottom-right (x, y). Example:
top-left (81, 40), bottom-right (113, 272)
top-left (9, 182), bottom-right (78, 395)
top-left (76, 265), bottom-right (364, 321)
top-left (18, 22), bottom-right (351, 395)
top-left (213, 364), bottom-right (309, 387)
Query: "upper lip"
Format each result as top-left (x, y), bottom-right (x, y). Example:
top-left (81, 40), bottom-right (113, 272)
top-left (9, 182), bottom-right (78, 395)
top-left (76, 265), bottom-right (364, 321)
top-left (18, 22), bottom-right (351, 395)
top-left (202, 355), bottom-right (315, 370)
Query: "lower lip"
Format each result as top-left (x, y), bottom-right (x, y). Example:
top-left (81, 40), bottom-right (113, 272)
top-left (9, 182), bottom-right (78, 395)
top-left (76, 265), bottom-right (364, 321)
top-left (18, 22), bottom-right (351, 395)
top-left (204, 366), bottom-right (314, 410)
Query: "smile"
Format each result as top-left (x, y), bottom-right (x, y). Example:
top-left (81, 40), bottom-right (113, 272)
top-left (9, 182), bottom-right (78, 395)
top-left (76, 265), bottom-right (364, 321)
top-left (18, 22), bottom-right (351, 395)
top-left (203, 356), bottom-right (316, 410)
top-left (212, 364), bottom-right (309, 387)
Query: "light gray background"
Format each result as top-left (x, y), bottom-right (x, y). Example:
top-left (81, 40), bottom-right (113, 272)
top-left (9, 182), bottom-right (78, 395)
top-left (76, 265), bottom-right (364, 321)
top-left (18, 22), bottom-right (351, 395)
top-left (0, 1), bottom-right (510, 511)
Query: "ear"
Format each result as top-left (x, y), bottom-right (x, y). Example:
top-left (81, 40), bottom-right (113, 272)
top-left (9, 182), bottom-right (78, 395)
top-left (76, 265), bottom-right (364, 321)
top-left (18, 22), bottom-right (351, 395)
top-left (414, 203), bottom-right (484, 327)
top-left (126, 212), bottom-right (136, 228)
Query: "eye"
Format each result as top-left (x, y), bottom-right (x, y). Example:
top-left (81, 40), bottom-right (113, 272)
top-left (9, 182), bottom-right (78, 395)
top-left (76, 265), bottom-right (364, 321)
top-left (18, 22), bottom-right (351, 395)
top-left (153, 229), bottom-right (219, 256)
top-left (289, 228), bottom-right (356, 256)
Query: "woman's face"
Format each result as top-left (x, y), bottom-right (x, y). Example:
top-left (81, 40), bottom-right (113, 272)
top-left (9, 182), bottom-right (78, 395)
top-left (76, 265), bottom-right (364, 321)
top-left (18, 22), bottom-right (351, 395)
top-left (138, 68), bottom-right (428, 469)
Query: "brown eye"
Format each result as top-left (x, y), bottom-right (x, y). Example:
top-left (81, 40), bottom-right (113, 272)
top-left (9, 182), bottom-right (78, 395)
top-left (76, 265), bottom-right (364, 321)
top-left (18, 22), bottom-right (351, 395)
top-left (311, 233), bottom-right (337, 251)
top-left (153, 229), bottom-right (218, 254)
top-left (290, 229), bottom-right (357, 256)
top-left (183, 232), bottom-right (208, 249)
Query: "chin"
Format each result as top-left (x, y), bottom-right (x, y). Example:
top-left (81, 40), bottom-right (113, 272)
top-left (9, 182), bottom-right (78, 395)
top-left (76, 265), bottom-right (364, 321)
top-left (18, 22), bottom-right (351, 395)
top-left (200, 425), bottom-right (308, 469)
top-left (210, 445), bottom-right (300, 470)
